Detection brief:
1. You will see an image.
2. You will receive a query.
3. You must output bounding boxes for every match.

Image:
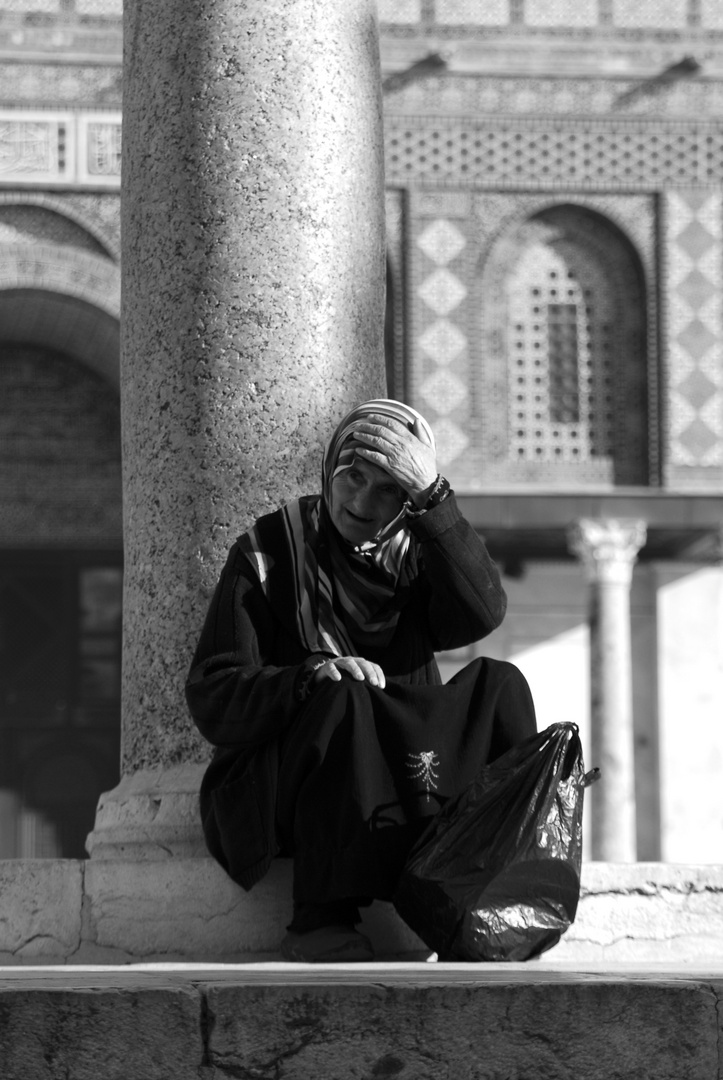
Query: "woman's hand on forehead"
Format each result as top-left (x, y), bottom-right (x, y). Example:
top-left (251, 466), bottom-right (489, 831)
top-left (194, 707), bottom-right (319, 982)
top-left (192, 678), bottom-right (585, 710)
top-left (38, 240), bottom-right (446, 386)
top-left (353, 414), bottom-right (438, 506)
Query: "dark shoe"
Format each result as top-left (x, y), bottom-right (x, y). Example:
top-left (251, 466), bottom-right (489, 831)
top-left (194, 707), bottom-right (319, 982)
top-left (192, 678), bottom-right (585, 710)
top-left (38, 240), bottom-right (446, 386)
top-left (280, 924), bottom-right (375, 963)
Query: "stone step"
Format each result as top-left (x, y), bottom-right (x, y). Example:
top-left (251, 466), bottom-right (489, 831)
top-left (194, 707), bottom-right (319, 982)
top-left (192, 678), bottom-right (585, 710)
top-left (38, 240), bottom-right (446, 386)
top-left (1, 962), bottom-right (722, 1079)
top-left (3, 858), bottom-right (723, 965)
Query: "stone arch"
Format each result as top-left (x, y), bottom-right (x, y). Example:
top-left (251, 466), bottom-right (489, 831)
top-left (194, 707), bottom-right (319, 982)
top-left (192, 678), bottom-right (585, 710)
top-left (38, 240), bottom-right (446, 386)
top-left (0, 245), bottom-right (119, 316)
top-left (0, 193), bottom-right (119, 261)
top-left (478, 202), bottom-right (650, 486)
top-left (0, 241), bottom-right (120, 389)
top-left (0, 286), bottom-right (120, 390)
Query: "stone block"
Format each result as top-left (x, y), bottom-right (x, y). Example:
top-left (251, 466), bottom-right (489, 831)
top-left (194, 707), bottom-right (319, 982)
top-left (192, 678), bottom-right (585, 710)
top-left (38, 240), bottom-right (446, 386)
top-left (0, 981), bottom-right (200, 1080)
top-left (203, 968), bottom-right (722, 1080)
top-left (83, 857), bottom-right (292, 960)
top-left (553, 862), bottom-right (723, 961)
top-left (0, 860), bottom-right (83, 964)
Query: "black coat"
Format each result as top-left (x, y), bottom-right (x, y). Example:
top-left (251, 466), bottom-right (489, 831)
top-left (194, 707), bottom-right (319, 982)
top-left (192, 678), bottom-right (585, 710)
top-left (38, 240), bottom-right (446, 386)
top-left (185, 494), bottom-right (507, 890)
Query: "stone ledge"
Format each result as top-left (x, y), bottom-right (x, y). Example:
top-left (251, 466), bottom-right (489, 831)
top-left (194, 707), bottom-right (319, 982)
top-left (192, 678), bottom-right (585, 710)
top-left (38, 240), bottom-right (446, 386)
top-left (3, 859), bottom-right (723, 965)
top-left (0, 963), bottom-right (722, 1080)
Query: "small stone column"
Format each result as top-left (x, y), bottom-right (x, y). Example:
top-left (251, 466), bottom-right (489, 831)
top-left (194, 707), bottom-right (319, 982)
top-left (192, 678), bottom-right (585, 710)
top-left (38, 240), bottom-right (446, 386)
top-left (86, 0), bottom-right (386, 873)
top-left (568, 518), bottom-right (647, 862)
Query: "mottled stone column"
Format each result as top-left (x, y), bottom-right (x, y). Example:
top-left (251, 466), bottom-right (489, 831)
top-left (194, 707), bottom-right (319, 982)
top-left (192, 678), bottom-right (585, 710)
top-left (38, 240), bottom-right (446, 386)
top-left (87, 0), bottom-right (386, 859)
top-left (567, 518), bottom-right (647, 862)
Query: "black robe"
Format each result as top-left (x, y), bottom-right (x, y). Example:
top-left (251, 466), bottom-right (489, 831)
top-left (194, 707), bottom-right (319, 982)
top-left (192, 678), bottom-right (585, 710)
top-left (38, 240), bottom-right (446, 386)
top-left (185, 494), bottom-right (537, 896)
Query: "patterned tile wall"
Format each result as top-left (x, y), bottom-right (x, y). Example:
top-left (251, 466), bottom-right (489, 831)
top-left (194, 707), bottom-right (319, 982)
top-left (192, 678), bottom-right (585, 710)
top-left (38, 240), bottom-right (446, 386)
top-left (664, 190), bottom-right (723, 477)
top-left (407, 192), bottom-right (474, 472)
top-left (380, 0), bottom-right (723, 28)
top-left (401, 188), bottom-right (658, 488)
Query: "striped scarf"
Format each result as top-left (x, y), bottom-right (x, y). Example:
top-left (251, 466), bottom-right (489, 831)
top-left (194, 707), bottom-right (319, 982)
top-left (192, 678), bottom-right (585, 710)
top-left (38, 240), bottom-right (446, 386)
top-left (237, 399), bottom-right (435, 655)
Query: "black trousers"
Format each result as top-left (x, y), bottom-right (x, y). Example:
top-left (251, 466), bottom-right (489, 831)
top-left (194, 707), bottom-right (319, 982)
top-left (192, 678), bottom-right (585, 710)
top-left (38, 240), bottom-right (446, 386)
top-left (277, 657), bottom-right (537, 908)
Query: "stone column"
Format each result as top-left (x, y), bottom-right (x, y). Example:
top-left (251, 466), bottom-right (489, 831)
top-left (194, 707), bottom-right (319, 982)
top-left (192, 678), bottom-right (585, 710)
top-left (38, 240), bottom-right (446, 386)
top-left (567, 518), bottom-right (647, 862)
top-left (87, 0), bottom-right (386, 866)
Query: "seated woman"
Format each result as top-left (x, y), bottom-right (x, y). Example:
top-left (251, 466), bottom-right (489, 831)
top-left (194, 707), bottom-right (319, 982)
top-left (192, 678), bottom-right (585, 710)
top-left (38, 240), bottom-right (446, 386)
top-left (185, 398), bottom-right (537, 962)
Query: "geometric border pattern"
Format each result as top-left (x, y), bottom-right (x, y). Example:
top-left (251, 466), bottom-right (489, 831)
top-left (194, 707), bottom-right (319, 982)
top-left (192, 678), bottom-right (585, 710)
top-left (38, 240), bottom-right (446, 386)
top-left (0, 191), bottom-right (119, 260)
top-left (407, 193), bottom-right (474, 471)
top-left (386, 116), bottom-right (723, 191)
top-left (0, 246), bottom-right (120, 318)
top-left (381, 0), bottom-right (723, 30)
top-left (664, 190), bottom-right (723, 470)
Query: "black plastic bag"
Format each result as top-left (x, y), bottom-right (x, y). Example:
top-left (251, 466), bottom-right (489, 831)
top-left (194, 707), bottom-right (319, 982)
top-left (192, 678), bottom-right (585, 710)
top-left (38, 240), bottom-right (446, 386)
top-left (393, 722), bottom-right (597, 962)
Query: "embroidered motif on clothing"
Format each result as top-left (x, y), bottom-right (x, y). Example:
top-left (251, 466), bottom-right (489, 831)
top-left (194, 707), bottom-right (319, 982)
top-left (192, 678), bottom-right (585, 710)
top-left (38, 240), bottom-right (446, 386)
top-left (407, 750), bottom-right (440, 802)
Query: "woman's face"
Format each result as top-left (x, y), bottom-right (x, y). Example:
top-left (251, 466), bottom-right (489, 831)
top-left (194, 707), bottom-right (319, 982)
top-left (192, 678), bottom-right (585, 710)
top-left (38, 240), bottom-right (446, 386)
top-left (329, 457), bottom-right (406, 545)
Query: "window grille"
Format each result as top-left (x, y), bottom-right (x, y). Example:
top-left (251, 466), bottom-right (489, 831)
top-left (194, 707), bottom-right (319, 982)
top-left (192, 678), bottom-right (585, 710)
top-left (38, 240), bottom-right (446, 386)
top-left (466, 202), bottom-right (652, 486)
top-left (507, 235), bottom-right (618, 467)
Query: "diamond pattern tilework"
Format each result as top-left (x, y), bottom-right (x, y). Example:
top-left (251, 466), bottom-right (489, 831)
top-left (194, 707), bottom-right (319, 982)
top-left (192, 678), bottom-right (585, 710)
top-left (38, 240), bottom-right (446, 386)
top-left (677, 417), bottom-right (719, 458)
top-left (419, 320), bottom-right (466, 365)
top-left (676, 319), bottom-right (717, 361)
top-left (666, 190), bottom-right (723, 468)
top-left (432, 417), bottom-right (470, 465)
top-left (413, 214), bottom-right (470, 469)
top-left (677, 370), bottom-right (717, 410)
top-left (417, 268), bottom-right (467, 316)
top-left (702, 0), bottom-right (723, 29)
top-left (676, 220), bottom-right (717, 260)
top-left (676, 269), bottom-right (716, 312)
top-left (417, 219), bottom-right (467, 266)
top-left (420, 369), bottom-right (467, 415)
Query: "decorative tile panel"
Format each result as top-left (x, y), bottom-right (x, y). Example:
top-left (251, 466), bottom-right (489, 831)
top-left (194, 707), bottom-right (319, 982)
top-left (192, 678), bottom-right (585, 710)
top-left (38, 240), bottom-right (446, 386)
top-left (612, 0), bottom-right (688, 27)
top-left (386, 118), bottom-right (723, 189)
top-left (383, 0), bottom-right (712, 29)
top-left (418, 268), bottom-right (467, 316)
top-left (419, 320), bottom-right (466, 365)
top-left (664, 190), bottom-right (723, 472)
top-left (408, 198), bottom-right (473, 470)
top-left (75, 0), bottom-right (122, 13)
top-left (78, 113), bottom-right (122, 186)
top-left (0, 111), bottom-right (121, 188)
top-left (434, 0), bottom-right (510, 24)
top-left (526, 0), bottom-right (598, 26)
top-left (406, 190), bottom-right (656, 490)
top-left (417, 219), bottom-right (467, 265)
top-left (701, 0), bottom-right (723, 29)
top-left (2, 0), bottom-right (59, 10)
top-left (0, 114), bottom-right (72, 184)
top-left (377, 0), bottom-right (421, 22)
top-left (0, 66), bottom-right (121, 108)
top-left (420, 368), bottom-right (467, 414)
top-left (385, 75), bottom-right (723, 119)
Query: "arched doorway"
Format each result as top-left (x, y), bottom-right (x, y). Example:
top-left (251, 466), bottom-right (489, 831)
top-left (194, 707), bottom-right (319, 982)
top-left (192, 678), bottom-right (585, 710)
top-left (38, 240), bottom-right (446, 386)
top-left (479, 203), bottom-right (651, 486)
top-left (0, 339), bottom-right (122, 857)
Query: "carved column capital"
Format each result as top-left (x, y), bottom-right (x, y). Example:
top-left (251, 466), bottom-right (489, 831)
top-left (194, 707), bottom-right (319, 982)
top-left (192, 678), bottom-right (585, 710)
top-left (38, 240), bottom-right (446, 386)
top-left (567, 517), bottom-right (647, 586)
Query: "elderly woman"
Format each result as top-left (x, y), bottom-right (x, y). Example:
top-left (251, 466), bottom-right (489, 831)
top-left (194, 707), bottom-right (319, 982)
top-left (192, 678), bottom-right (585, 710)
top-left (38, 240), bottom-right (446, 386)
top-left (185, 399), bottom-right (537, 962)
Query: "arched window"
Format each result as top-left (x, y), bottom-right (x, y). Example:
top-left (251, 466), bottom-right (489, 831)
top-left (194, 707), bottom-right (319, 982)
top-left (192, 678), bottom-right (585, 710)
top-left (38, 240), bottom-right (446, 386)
top-left (480, 204), bottom-right (651, 486)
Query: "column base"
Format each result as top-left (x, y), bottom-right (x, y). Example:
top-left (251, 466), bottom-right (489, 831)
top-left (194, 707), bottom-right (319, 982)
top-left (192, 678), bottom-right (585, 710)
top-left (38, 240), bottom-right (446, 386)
top-left (85, 765), bottom-right (209, 860)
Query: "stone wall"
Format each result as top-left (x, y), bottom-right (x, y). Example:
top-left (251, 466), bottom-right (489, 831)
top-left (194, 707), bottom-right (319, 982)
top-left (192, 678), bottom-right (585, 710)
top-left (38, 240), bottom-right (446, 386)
top-left (3, 858), bottom-right (723, 964)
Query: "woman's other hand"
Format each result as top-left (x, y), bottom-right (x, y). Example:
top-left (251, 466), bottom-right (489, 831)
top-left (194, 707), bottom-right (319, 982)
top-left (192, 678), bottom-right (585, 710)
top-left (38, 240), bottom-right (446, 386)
top-left (313, 656), bottom-right (386, 689)
top-left (353, 414), bottom-right (438, 507)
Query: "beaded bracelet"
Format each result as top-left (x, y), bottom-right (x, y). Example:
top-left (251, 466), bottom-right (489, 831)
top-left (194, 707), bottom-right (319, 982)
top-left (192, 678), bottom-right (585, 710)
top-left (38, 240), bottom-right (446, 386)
top-left (423, 474), bottom-right (451, 510)
top-left (407, 474), bottom-right (451, 516)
